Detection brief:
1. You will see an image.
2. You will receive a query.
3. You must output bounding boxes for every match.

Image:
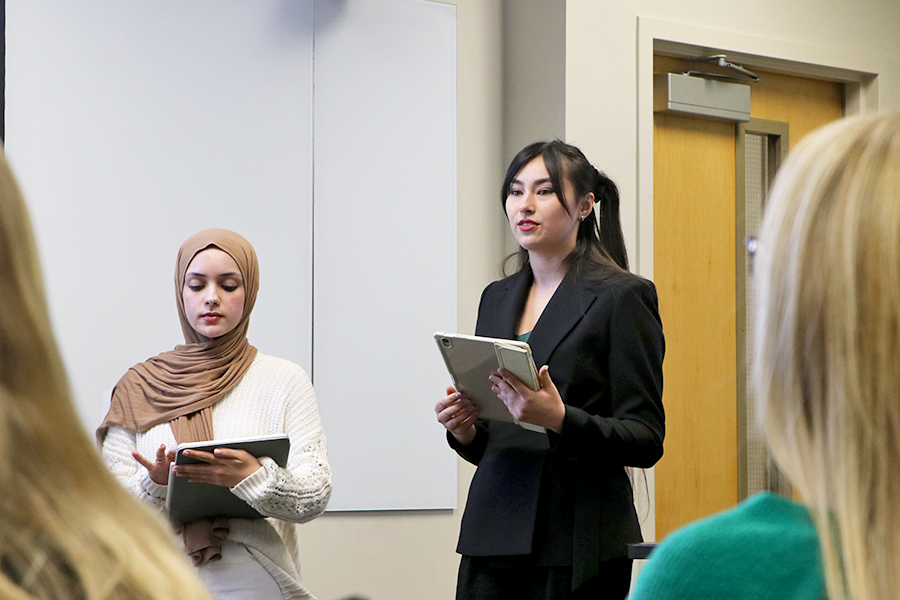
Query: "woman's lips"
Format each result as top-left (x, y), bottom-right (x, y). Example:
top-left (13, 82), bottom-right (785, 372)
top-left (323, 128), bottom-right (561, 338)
top-left (518, 219), bottom-right (537, 231)
top-left (202, 313), bottom-right (222, 322)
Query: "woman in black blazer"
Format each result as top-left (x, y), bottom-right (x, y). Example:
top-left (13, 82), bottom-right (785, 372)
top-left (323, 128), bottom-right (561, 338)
top-left (435, 141), bottom-right (665, 600)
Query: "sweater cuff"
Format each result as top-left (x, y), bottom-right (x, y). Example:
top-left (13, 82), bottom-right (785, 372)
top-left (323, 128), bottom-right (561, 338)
top-left (140, 468), bottom-right (168, 499)
top-left (230, 457), bottom-right (273, 502)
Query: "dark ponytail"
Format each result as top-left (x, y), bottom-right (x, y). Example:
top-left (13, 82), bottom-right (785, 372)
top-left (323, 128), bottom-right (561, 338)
top-left (500, 140), bottom-right (629, 278)
top-left (592, 167), bottom-right (628, 271)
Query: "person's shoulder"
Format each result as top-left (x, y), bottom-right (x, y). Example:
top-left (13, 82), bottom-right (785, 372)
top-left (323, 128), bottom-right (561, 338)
top-left (249, 352), bottom-right (309, 380)
top-left (578, 270), bottom-right (659, 317)
top-left (484, 269), bottom-right (528, 290)
top-left (242, 354), bottom-right (316, 400)
top-left (583, 268), bottom-right (656, 297)
top-left (479, 269), bottom-right (530, 301)
top-left (664, 492), bottom-right (814, 543)
top-left (629, 493), bottom-right (823, 600)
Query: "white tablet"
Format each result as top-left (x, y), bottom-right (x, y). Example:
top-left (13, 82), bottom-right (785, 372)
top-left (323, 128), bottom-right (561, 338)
top-left (434, 332), bottom-right (544, 433)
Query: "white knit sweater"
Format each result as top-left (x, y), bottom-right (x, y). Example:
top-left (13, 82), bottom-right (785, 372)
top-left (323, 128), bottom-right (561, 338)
top-left (101, 353), bottom-right (332, 600)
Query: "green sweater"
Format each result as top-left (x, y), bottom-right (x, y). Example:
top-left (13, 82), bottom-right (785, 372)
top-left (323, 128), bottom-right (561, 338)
top-left (628, 492), bottom-right (826, 599)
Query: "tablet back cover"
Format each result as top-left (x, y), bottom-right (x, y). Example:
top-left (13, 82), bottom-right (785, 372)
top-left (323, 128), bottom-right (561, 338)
top-left (166, 434), bottom-right (290, 525)
top-left (434, 332), bottom-right (517, 424)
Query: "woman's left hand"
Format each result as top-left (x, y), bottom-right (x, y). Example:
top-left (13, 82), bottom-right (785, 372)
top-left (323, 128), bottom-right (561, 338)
top-left (489, 365), bottom-right (566, 433)
top-left (172, 448), bottom-right (263, 488)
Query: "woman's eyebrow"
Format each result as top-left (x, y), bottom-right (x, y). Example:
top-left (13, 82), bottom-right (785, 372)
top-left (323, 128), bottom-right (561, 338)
top-left (184, 271), bottom-right (241, 279)
top-left (511, 177), bottom-right (552, 186)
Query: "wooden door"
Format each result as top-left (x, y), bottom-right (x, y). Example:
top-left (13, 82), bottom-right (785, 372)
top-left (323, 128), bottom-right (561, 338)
top-left (653, 55), bottom-right (843, 539)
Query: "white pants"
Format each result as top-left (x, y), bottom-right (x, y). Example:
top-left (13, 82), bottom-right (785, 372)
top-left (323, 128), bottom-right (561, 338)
top-left (196, 543), bottom-right (283, 600)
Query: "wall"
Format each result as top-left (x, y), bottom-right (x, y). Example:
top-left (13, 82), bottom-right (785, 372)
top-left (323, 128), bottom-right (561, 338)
top-left (303, 1), bottom-right (900, 599)
top-left (559, 0), bottom-right (900, 584)
top-left (564, 0), bottom-right (900, 274)
top-left (7, 0), bottom-right (460, 516)
top-left (297, 1), bottom-right (504, 598)
top-left (9, 1), bottom-right (900, 599)
top-left (501, 0), bottom-right (566, 163)
top-left (7, 0), bottom-right (504, 600)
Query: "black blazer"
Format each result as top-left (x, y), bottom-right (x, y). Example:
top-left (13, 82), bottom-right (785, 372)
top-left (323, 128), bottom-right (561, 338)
top-left (450, 266), bottom-right (665, 591)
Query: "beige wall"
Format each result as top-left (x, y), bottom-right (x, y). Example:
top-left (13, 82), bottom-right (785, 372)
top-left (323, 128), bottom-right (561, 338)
top-left (502, 0), bottom-right (566, 162)
top-left (300, 1), bottom-right (900, 599)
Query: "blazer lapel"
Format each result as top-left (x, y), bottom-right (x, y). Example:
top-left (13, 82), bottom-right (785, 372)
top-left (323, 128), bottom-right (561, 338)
top-left (487, 269), bottom-right (533, 339)
top-left (529, 274), bottom-right (597, 367)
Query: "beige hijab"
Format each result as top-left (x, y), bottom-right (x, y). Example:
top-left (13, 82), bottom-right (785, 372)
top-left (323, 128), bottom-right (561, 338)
top-left (97, 229), bottom-right (260, 565)
top-left (98, 229), bottom-right (259, 444)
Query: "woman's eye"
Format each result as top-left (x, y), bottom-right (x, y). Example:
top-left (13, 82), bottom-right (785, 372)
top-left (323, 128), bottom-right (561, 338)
top-left (187, 284), bottom-right (204, 292)
top-left (222, 284), bottom-right (239, 293)
top-left (537, 188), bottom-right (554, 195)
top-left (509, 189), bottom-right (522, 196)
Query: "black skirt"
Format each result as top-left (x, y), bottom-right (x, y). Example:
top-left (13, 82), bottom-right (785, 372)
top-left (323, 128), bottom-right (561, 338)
top-left (456, 556), bottom-right (633, 600)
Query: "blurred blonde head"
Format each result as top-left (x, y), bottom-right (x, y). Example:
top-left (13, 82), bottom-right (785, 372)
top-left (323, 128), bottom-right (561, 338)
top-left (755, 111), bottom-right (900, 600)
top-left (0, 150), bottom-right (211, 599)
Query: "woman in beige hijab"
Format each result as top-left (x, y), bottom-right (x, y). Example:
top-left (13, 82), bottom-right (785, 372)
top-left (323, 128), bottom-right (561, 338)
top-left (99, 229), bottom-right (332, 600)
top-left (0, 148), bottom-right (212, 599)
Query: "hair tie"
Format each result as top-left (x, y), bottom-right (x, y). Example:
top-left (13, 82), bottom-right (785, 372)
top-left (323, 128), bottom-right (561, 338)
top-left (592, 167), bottom-right (604, 203)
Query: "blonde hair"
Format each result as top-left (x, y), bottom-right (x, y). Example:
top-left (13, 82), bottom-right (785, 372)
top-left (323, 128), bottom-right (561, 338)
top-left (0, 150), bottom-right (211, 599)
top-left (755, 111), bottom-right (900, 600)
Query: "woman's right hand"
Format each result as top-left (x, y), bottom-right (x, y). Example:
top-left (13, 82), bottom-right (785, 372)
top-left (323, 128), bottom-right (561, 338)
top-left (435, 386), bottom-right (478, 445)
top-left (132, 444), bottom-right (176, 485)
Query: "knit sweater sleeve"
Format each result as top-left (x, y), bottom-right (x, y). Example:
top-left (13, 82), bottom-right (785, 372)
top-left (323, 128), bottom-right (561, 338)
top-left (100, 424), bottom-right (169, 510)
top-left (229, 358), bottom-right (332, 523)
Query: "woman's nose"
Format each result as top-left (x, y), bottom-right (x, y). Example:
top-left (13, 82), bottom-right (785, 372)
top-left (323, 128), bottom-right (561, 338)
top-left (519, 194), bottom-right (535, 214)
top-left (204, 288), bottom-right (220, 306)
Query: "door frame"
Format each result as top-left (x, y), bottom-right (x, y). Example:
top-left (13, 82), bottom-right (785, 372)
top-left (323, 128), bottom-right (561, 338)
top-left (636, 16), bottom-right (887, 279)
top-left (634, 17), bottom-right (887, 542)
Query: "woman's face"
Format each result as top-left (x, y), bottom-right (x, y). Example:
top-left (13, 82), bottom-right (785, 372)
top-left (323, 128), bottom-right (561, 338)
top-left (505, 156), bottom-right (591, 259)
top-left (182, 248), bottom-right (245, 339)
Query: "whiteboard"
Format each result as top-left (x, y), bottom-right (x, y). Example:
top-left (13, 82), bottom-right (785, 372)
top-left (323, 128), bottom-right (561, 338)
top-left (5, 0), bottom-right (457, 511)
top-left (312, 0), bottom-right (458, 510)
